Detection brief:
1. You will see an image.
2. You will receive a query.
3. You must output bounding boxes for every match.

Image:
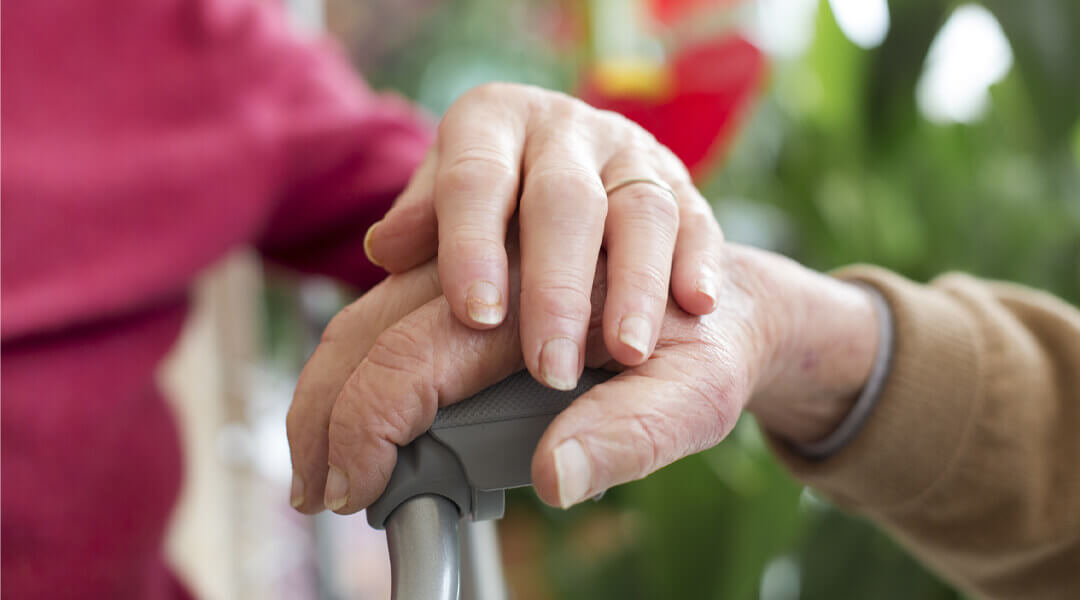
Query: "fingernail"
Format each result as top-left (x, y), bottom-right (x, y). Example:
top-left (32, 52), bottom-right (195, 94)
top-left (540, 337), bottom-right (580, 391)
top-left (324, 465), bottom-right (349, 512)
top-left (363, 221), bottom-right (383, 268)
top-left (617, 314), bottom-right (651, 359)
top-left (466, 280), bottom-right (504, 325)
top-left (290, 472), bottom-right (305, 509)
top-left (696, 272), bottom-right (717, 311)
top-left (553, 439), bottom-right (591, 508)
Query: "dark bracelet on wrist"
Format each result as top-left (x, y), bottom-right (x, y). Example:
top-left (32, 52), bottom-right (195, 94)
top-left (790, 282), bottom-right (894, 461)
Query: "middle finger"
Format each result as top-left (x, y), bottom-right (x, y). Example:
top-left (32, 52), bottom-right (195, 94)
top-left (518, 123), bottom-right (608, 391)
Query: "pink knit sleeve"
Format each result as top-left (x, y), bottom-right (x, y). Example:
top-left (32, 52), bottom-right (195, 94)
top-left (244, 15), bottom-right (433, 288)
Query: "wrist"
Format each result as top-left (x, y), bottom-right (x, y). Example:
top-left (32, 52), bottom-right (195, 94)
top-left (743, 253), bottom-right (879, 445)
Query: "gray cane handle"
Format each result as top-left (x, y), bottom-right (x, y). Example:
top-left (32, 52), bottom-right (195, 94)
top-left (367, 368), bottom-right (612, 528)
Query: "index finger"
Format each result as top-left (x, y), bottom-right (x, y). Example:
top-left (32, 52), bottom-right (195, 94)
top-left (286, 262), bottom-right (442, 513)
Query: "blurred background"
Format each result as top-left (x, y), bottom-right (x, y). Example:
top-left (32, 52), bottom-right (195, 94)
top-left (160, 0), bottom-right (1080, 598)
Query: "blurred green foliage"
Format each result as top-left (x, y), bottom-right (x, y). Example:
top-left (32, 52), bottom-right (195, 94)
top-left (334, 0), bottom-right (1080, 598)
top-left (708, 0), bottom-right (1080, 302)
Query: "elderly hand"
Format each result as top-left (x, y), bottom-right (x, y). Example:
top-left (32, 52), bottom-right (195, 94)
top-left (287, 241), bottom-right (880, 514)
top-left (362, 83), bottom-right (723, 390)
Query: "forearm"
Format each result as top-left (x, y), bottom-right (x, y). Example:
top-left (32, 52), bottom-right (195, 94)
top-left (752, 261), bottom-right (1080, 599)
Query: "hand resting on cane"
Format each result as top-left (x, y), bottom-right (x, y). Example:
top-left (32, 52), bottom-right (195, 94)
top-left (286, 240), bottom-right (881, 514)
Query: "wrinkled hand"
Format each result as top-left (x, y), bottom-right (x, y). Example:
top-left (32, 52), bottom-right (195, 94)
top-left (287, 243), bottom-right (879, 514)
top-left (363, 83), bottom-right (723, 389)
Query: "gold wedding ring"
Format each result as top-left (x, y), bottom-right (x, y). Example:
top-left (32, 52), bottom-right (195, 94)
top-left (603, 177), bottom-right (678, 202)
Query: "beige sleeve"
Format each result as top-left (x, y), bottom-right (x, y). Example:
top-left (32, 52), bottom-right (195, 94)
top-left (768, 266), bottom-right (1080, 599)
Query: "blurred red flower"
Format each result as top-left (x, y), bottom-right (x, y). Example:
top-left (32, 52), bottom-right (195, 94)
top-left (580, 35), bottom-right (765, 177)
top-left (648, 0), bottom-right (741, 26)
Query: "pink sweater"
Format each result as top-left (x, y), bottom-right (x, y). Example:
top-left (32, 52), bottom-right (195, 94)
top-left (1, 1), bottom-right (431, 597)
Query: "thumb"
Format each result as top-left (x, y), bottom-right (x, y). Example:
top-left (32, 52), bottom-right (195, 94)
top-left (531, 353), bottom-right (748, 508)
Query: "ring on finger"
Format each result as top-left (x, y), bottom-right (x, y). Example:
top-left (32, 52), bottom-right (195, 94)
top-left (604, 177), bottom-right (677, 202)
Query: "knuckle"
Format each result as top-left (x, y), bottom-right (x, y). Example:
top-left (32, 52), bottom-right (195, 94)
top-left (554, 97), bottom-right (590, 124)
top-left (615, 185), bottom-right (680, 230)
top-left (627, 411), bottom-right (664, 477)
top-left (327, 390), bottom-right (371, 450)
top-left (650, 141), bottom-right (691, 177)
top-left (391, 200), bottom-right (434, 232)
top-left (683, 379), bottom-right (735, 446)
top-left (319, 302), bottom-right (356, 345)
top-left (536, 89), bottom-right (585, 119)
top-left (597, 109), bottom-right (650, 143)
top-left (676, 350), bottom-right (748, 444)
top-left (447, 221), bottom-right (506, 249)
top-left (694, 248), bottom-right (723, 279)
top-left (612, 262), bottom-right (669, 302)
top-left (525, 167), bottom-right (607, 216)
top-left (605, 407), bottom-right (667, 479)
top-left (463, 81), bottom-right (513, 104)
top-left (529, 165), bottom-right (603, 195)
top-left (336, 346), bottom-right (434, 449)
top-left (285, 401), bottom-right (306, 442)
top-left (365, 326), bottom-right (435, 384)
top-left (449, 232), bottom-right (506, 261)
top-left (524, 280), bottom-right (594, 325)
top-left (629, 130), bottom-right (663, 155)
top-left (443, 84), bottom-right (507, 123)
top-left (437, 151), bottom-right (517, 197)
top-left (286, 399), bottom-right (327, 463)
top-left (680, 205), bottom-right (722, 237)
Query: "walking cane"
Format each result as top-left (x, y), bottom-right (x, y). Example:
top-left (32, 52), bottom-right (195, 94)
top-left (366, 369), bottom-right (613, 600)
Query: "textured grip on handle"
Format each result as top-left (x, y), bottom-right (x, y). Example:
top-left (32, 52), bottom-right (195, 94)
top-left (432, 369), bottom-right (614, 429)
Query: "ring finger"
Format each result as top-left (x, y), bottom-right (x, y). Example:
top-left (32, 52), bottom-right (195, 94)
top-left (599, 155), bottom-right (680, 365)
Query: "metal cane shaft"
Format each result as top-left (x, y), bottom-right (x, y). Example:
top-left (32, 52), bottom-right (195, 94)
top-left (460, 519), bottom-right (507, 600)
top-left (386, 495), bottom-right (461, 600)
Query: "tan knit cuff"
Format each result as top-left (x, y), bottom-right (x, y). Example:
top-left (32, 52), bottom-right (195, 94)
top-left (766, 266), bottom-right (984, 512)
